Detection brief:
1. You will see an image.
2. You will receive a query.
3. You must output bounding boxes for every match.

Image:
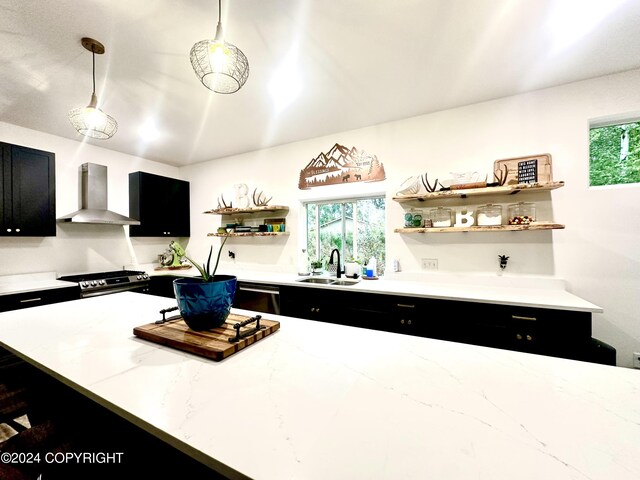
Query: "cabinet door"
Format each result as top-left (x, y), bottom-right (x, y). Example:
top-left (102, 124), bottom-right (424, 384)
top-left (1, 143), bottom-right (56, 236)
top-left (129, 172), bottom-right (190, 237)
top-left (279, 286), bottom-right (342, 323)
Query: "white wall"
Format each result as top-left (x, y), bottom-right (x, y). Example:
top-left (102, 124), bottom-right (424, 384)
top-left (2, 68), bottom-right (639, 367)
top-left (0, 121), bottom-right (184, 275)
top-left (182, 68), bottom-right (640, 367)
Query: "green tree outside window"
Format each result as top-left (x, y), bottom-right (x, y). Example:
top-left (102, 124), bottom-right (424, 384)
top-left (590, 121), bottom-right (640, 186)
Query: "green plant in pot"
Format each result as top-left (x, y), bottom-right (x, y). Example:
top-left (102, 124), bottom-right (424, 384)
top-left (310, 259), bottom-right (323, 275)
top-left (169, 236), bottom-right (236, 331)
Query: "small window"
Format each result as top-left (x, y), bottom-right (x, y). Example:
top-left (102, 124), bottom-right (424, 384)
top-left (305, 196), bottom-right (386, 275)
top-left (589, 121), bottom-right (640, 186)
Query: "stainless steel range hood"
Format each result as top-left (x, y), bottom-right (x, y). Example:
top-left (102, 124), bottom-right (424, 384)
top-left (57, 163), bottom-right (140, 225)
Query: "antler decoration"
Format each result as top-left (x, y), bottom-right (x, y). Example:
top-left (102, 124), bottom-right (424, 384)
top-left (494, 164), bottom-right (508, 186)
top-left (252, 188), bottom-right (272, 207)
top-left (421, 173), bottom-right (440, 193)
top-left (217, 194), bottom-right (232, 209)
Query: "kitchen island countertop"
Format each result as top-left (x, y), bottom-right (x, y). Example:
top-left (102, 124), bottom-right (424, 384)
top-left (0, 292), bottom-right (637, 479)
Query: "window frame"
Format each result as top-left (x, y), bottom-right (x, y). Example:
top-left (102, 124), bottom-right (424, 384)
top-left (302, 194), bottom-right (386, 271)
top-left (589, 115), bottom-right (640, 188)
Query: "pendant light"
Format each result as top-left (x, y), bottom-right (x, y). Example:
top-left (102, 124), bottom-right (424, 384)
top-left (68, 38), bottom-right (118, 139)
top-left (190, 0), bottom-right (249, 94)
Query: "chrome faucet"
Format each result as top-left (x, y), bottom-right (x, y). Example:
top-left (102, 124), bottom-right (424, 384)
top-left (329, 248), bottom-right (342, 278)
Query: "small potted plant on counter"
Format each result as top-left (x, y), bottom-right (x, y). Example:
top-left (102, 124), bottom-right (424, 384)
top-left (310, 259), bottom-right (324, 275)
top-left (169, 236), bottom-right (236, 331)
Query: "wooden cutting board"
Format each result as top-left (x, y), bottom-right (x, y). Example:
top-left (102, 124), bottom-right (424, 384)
top-left (133, 313), bottom-right (280, 361)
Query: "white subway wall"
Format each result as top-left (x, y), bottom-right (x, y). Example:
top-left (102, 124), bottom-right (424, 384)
top-left (182, 68), bottom-right (640, 367)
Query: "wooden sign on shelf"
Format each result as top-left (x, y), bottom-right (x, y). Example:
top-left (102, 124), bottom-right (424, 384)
top-left (494, 154), bottom-right (553, 185)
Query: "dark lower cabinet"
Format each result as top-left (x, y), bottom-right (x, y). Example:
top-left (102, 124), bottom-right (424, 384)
top-left (1, 142), bottom-right (56, 236)
top-left (280, 286), bottom-right (432, 334)
top-left (147, 275), bottom-right (183, 298)
top-left (279, 286), bottom-right (614, 365)
top-left (0, 286), bottom-right (80, 313)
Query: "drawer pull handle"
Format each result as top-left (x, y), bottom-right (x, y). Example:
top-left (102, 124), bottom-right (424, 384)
top-left (20, 297), bottom-right (42, 303)
top-left (396, 303), bottom-right (415, 308)
top-left (512, 315), bottom-right (537, 321)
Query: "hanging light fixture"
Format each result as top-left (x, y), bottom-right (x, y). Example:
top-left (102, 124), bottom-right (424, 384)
top-left (190, 0), bottom-right (249, 94)
top-left (68, 37), bottom-right (118, 139)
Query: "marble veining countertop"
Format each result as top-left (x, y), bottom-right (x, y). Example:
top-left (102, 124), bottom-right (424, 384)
top-left (145, 264), bottom-right (603, 313)
top-left (0, 292), bottom-right (637, 479)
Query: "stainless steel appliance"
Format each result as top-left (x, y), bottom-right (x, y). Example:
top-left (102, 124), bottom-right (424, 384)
top-left (57, 163), bottom-right (140, 225)
top-left (233, 282), bottom-right (280, 315)
top-left (58, 270), bottom-right (150, 298)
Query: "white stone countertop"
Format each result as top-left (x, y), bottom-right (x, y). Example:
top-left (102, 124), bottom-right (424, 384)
top-left (143, 264), bottom-right (603, 313)
top-left (0, 272), bottom-right (77, 296)
top-left (0, 292), bottom-right (637, 480)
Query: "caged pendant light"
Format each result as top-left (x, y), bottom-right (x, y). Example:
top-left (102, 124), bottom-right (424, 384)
top-left (190, 0), bottom-right (249, 94)
top-left (68, 38), bottom-right (118, 139)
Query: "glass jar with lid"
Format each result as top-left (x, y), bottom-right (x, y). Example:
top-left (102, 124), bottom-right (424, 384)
top-left (404, 209), bottom-right (424, 228)
top-left (476, 204), bottom-right (502, 226)
top-left (508, 202), bottom-right (536, 225)
top-left (430, 207), bottom-right (453, 227)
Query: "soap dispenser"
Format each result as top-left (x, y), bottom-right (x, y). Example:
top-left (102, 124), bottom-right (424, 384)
top-left (366, 257), bottom-right (377, 278)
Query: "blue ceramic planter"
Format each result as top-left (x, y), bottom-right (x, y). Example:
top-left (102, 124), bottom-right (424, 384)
top-left (173, 276), bottom-right (237, 331)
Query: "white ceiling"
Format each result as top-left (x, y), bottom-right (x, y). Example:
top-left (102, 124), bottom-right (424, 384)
top-left (2, 0), bottom-right (640, 167)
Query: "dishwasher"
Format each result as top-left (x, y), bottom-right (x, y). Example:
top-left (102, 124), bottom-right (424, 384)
top-left (233, 282), bottom-right (280, 315)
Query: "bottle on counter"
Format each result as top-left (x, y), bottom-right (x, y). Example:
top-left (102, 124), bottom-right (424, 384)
top-left (366, 257), bottom-right (377, 278)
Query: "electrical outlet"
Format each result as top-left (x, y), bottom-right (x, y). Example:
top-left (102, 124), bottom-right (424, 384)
top-left (421, 258), bottom-right (438, 270)
top-left (633, 352), bottom-right (640, 369)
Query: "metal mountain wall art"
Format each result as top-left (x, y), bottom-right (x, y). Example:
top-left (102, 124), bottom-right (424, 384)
top-left (298, 143), bottom-right (386, 190)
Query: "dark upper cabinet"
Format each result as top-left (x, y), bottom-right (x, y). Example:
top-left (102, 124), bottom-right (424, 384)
top-left (129, 171), bottom-right (190, 237)
top-left (0, 142), bottom-right (56, 236)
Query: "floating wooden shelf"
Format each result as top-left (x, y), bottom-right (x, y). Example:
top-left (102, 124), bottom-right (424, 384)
top-left (392, 182), bottom-right (564, 203)
top-left (394, 222), bottom-right (565, 234)
top-left (204, 205), bottom-right (289, 215)
top-left (207, 232), bottom-right (290, 237)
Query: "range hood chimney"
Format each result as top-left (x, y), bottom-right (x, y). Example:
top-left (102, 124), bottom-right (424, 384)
top-left (57, 163), bottom-right (140, 225)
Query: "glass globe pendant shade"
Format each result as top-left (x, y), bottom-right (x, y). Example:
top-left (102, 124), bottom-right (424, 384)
top-left (68, 93), bottom-right (118, 139)
top-left (190, 38), bottom-right (249, 94)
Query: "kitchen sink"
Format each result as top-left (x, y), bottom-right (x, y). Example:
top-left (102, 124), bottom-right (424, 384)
top-left (296, 278), bottom-right (335, 284)
top-left (330, 279), bottom-right (360, 286)
top-left (296, 277), bottom-right (360, 286)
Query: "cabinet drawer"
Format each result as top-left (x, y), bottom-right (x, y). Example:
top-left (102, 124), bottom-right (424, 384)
top-left (0, 286), bottom-right (80, 313)
top-left (440, 302), bottom-right (593, 356)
